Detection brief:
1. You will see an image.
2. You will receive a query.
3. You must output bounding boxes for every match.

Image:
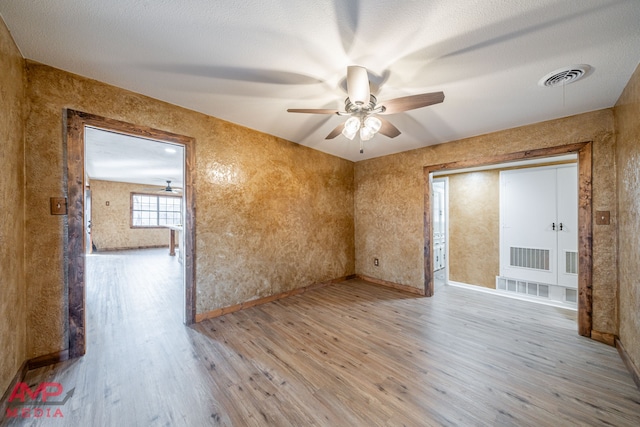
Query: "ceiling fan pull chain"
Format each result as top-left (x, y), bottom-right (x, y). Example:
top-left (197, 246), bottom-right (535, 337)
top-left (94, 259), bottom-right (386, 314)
top-left (359, 138), bottom-right (364, 154)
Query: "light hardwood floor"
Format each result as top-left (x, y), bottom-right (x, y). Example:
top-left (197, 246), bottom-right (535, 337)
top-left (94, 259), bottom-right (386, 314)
top-left (3, 249), bottom-right (640, 426)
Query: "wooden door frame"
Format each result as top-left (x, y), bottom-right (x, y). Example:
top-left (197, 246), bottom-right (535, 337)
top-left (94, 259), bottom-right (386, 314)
top-left (423, 142), bottom-right (592, 337)
top-left (66, 109), bottom-right (197, 358)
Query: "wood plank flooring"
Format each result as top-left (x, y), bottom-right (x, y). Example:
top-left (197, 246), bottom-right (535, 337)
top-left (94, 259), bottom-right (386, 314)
top-left (3, 248), bottom-right (640, 426)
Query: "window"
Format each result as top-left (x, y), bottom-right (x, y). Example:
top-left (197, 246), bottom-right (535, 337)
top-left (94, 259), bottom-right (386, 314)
top-left (131, 193), bottom-right (182, 228)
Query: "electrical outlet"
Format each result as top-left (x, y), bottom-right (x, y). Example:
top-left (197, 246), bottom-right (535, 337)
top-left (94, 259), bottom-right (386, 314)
top-left (374, 258), bottom-right (379, 266)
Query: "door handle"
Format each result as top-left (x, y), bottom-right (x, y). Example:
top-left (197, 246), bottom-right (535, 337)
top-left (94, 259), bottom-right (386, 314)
top-left (559, 223), bottom-right (563, 231)
top-left (552, 222), bottom-right (555, 231)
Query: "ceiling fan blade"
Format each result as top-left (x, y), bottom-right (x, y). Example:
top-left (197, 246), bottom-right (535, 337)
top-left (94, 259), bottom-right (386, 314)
top-left (287, 108), bottom-right (339, 114)
top-left (377, 117), bottom-right (401, 138)
top-left (347, 66), bottom-right (370, 105)
top-left (140, 186), bottom-right (182, 194)
top-left (379, 91), bottom-right (445, 114)
top-left (325, 123), bottom-right (345, 139)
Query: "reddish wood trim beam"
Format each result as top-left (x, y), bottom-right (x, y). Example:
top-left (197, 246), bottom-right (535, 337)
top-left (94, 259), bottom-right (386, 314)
top-left (616, 338), bottom-right (640, 392)
top-left (169, 229), bottom-right (176, 256)
top-left (590, 330), bottom-right (615, 346)
top-left (357, 274), bottom-right (426, 296)
top-left (27, 350), bottom-right (70, 370)
top-left (195, 275), bottom-right (356, 322)
top-left (66, 109), bottom-right (87, 358)
top-left (427, 143), bottom-right (589, 173)
top-left (423, 168), bottom-right (434, 297)
top-left (577, 142), bottom-right (593, 337)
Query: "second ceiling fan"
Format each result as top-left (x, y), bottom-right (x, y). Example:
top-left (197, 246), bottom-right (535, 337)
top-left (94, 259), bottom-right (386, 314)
top-left (287, 66), bottom-right (444, 151)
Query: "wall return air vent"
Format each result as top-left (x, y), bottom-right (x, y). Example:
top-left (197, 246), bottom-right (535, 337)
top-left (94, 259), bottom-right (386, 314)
top-left (538, 64), bottom-right (592, 87)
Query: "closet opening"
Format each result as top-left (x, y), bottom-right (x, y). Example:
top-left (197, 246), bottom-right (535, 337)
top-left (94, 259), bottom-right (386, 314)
top-left (423, 143), bottom-right (592, 337)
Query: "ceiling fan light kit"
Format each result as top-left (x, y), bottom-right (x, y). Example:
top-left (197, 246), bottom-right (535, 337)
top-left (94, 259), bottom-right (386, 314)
top-left (342, 116), bottom-right (360, 140)
top-left (287, 65), bottom-right (444, 153)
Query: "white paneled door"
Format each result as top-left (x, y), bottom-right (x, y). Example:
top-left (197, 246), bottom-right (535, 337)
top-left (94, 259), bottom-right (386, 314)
top-left (500, 164), bottom-right (578, 288)
top-left (556, 165), bottom-right (578, 288)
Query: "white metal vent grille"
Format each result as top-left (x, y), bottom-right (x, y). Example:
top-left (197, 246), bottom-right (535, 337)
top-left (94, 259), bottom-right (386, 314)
top-left (510, 247), bottom-right (550, 271)
top-left (496, 276), bottom-right (575, 305)
top-left (497, 277), bottom-right (548, 299)
top-left (565, 251), bottom-right (578, 274)
top-left (538, 284), bottom-right (549, 298)
top-left (538, 65), bottom-right (592, 87)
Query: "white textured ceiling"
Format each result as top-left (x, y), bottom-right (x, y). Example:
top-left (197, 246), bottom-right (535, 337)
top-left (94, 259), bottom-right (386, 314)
top-left (2, 0), bottom-right (640, 164)
top-left (85, 127), bottom-right (184, 188)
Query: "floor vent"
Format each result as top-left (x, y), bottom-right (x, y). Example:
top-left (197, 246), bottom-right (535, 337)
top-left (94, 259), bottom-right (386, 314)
top-left (496, 276), bottom-right (576, 305)
top-left (538, 284), bottom-right (549, 298)
top-left (497, 277), bottom-right (548, 298)
top-left (510, 247), bottom-right (550, 271)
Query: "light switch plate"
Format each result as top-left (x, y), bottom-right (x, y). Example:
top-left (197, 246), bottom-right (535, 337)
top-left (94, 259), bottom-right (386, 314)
top-left (50, 197), bottom-right (67, 215)
top-left (596, 210), bottom-right (610, 225)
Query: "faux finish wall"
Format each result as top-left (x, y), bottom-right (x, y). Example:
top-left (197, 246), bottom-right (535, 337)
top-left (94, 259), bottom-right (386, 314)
top-left (448, 171), bottom-right (500, 289)
top-left (614, 62), bottom-right (640, 373)
top-left (0, 20), bottom-right (26, 395)
top-left (355, 110), bottom-right (618, 335)
top-left (90, 180), bottom-right (173, 251)
top-left (24, 62), bottom-right (354, 358)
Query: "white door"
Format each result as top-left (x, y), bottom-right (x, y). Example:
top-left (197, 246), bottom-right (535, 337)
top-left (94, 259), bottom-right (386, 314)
top-left (556, 165), bottom-right (578, 288)
top-left (500, 167), bottom-right (558, 284)
top-left (500, 164), bottom-right (578, 287)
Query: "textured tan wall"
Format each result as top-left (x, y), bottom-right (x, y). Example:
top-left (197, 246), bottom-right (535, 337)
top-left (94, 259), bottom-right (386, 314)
top-left (24, 62), bottom-right (354, 357)
top-left (614, 63), bottom-right (640, 373)
top-left (90, 180), bottom-right (172, 250)
top-left (448, 171), bottom-right (500, 289)
top-left (0, 20), bottom-right (26, 395)
top-left (355, 110), bottom-right (617, 334)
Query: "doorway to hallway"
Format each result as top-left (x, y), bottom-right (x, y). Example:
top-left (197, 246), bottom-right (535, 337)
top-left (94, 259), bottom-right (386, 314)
top-left (65, 110), bottom-right (196, 358)
top-left (432, 178), bottom-right (448, 291)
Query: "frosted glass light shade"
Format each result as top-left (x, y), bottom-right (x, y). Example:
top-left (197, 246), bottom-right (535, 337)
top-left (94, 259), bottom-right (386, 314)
top-left (342, 117), bottom-right (360, 140)
top-left (364, 116), bottom-right (382, 133)
top-left (360, 126), bottom-right (375, 141)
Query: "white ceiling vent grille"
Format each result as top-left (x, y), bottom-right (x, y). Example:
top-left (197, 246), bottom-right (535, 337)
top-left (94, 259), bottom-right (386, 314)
top-left (538, 65), bottom-right (592, 87)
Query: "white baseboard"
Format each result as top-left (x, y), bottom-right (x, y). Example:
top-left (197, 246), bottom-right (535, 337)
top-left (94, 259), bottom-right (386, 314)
top-left (446, 280), bottom-right (577, 311)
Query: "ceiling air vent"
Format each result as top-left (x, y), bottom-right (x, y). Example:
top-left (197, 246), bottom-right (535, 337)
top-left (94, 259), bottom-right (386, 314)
top-left (538, 65), bottom-right (592, 87)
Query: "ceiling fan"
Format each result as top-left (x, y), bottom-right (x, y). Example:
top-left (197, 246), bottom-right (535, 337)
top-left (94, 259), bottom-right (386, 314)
top-left (142, 180), bottom-right (182, 194)
top-left (287, 66), bottom-right (444, 152)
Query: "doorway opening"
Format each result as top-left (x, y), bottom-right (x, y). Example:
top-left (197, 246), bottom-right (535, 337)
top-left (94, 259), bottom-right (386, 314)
top-left (65, 110), bottom-right (196, 358)
top-left (431, 158), bottom-right (578, 307)
top-left (423, 142), bottom-right (593, 337)
top-left (432, 177), bottom-right (448, 291)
